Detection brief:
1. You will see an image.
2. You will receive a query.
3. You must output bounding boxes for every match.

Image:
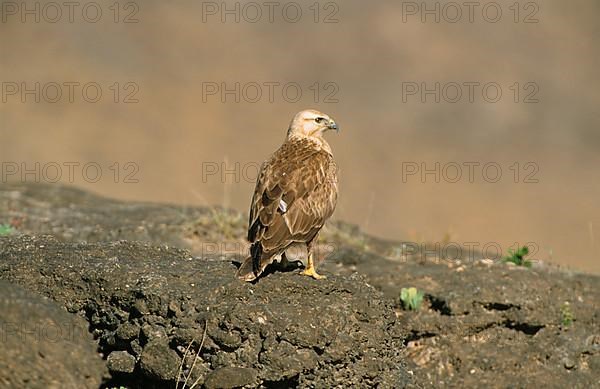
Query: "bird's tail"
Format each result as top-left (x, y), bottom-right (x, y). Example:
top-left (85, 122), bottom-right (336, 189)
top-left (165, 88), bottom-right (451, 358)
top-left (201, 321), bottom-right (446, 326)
top-left (236, 256), bottom-right (259, 282)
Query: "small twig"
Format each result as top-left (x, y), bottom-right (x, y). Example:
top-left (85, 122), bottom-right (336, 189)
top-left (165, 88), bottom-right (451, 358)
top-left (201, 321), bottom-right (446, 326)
top-left (176, 336), bottom-right (195, 389)
top-left (187, 321), bottom-right (208, 389)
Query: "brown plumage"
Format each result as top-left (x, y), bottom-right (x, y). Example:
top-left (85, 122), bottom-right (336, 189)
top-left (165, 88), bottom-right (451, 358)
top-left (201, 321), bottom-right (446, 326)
top-left (236, 109), bottom-right (339, 281)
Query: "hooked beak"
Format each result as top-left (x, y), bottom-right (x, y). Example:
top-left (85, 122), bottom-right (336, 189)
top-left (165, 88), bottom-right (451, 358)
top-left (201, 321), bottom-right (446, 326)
top-left (327, 119), bottom-right (339, 133)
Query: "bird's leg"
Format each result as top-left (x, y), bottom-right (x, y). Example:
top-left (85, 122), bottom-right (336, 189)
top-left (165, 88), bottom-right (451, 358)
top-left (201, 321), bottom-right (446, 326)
top-left (300, 252), bottom-right (327, 280)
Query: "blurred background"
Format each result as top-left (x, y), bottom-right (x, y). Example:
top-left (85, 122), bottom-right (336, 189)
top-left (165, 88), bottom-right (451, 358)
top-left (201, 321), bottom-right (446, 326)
top-left (1, 0), bottom-right (599, 272)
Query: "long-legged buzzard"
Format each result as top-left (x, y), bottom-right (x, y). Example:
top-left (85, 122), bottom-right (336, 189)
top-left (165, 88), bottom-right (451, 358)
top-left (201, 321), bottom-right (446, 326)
top-left (236, 109), bottom-right (339, 281)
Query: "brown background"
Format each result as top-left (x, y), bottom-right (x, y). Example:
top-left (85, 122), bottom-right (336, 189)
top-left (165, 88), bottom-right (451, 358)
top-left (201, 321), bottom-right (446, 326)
top-left (1, 0), bottom-right (599, 273)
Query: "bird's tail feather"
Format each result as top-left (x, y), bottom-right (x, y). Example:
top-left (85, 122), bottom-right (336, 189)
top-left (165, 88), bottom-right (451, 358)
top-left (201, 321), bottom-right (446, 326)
top-left (236, 256), bottom-right (259, 282)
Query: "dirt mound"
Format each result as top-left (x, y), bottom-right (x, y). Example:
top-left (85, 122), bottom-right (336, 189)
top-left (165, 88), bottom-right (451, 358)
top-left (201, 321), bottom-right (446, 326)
top-left (0, 280), bottom-right (106, 389)
top-left (1, 182), bottom-right (599, 388)
top-left (325, 248), bottom-right (600, 387)
top-left (0, 234), bottom-right (410, 388)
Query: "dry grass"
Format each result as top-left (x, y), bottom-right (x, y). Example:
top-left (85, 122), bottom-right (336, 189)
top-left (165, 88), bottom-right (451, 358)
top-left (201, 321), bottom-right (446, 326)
top-left (175, 321), bottom-right (208, 389)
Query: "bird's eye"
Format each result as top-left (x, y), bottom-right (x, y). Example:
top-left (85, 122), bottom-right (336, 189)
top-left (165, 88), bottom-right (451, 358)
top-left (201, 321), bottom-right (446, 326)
top-left (315, 117), bottom-right (324, 123)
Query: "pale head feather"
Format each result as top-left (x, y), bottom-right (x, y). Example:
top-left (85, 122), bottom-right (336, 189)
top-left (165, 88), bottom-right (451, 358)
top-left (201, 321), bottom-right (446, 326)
top-left (287, 109), bottom-right (339, 141)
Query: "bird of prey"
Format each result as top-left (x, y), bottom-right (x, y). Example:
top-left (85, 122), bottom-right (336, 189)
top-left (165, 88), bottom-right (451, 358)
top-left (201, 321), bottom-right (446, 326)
top-left (236, 109), bottom-right (339, 282)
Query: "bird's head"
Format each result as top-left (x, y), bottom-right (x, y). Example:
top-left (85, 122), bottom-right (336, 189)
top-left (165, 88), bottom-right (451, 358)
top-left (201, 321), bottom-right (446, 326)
top-left (287, 109), bottom-right (339, 140)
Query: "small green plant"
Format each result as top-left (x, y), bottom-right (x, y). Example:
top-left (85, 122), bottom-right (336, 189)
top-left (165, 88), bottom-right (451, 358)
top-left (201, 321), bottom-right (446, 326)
top-left (503, 246), bottom-right (532, 267)
top-left (0, 224), bottom-right (14, 236)
top-left (561, 302), bottom-right (574, 327)
top-left (400, 287), bottom-right (424, 311)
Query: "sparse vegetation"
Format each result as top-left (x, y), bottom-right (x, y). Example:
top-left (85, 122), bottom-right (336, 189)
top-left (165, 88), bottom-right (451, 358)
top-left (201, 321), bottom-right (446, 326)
top-left (561, 302), bottom-right (574, 327)
top-left (192, 208), bottom-right (245, 241)
top-left (0, 224), bottom-right (14, 236)
top-left (503, 246), bottom-right (532, 267)
top-left (209, 207), bottom-right (244, 239)
top-left (322, 222), bottom-right (370, 251)
top-left (400, 287), bottom-right (424, 311)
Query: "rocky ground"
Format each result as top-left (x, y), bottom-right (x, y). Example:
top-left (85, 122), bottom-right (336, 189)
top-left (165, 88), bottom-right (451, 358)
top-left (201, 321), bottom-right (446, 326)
top-left (0, 182), bottom-right (599, 388)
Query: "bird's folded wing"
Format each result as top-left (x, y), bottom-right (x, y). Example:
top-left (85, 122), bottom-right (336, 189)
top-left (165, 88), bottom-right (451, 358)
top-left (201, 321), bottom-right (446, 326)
top-left (248, 145), bottom-right (336, 253)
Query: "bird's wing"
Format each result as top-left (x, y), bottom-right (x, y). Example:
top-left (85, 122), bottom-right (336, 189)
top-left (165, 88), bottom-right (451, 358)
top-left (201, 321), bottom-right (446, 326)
top-left (248, 138), bottom-right (338, 259)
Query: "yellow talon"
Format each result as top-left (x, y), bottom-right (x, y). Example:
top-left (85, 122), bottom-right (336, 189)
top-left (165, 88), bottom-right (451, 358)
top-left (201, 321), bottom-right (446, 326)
top-left (300, 253), bottom-right (327, 280)
top-left (300, 267), bottom-right (327, 280)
